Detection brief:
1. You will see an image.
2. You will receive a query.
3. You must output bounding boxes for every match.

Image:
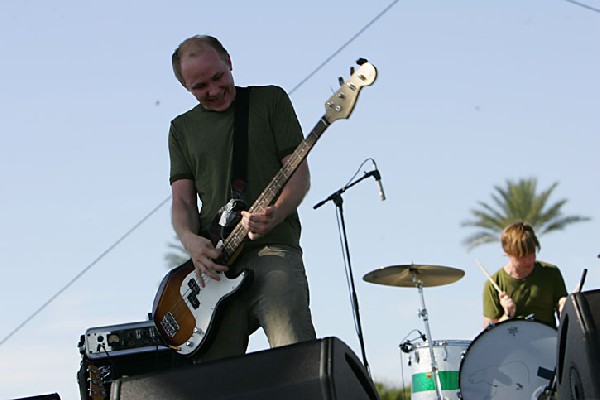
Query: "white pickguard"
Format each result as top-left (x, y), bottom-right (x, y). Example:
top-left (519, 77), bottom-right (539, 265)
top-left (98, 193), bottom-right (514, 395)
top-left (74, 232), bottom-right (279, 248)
top-left (177, 270), bottom-right (247, 355)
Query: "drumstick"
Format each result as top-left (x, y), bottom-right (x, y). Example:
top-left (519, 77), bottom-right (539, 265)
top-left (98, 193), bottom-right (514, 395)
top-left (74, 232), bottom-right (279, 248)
top-left (573, 268), bottom-right (587, 293)
top-left (475, 259), bottom-right (502, 294)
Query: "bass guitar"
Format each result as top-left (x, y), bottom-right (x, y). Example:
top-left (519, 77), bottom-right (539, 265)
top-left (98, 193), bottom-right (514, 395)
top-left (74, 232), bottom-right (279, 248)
top-left (152, 59), bottom-right (377, 357)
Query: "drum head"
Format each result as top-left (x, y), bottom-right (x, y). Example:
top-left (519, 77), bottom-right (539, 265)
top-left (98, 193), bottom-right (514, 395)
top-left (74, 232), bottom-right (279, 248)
top-left (459, 319), bottom-right (556, 400)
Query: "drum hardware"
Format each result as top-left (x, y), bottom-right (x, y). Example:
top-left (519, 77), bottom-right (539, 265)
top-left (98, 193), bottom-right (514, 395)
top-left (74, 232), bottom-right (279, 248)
top-left (400, 329), bottom-right (426, 357)
top-left (400, 341), bottom-right (414, 354)
top-left (400, 329), bottom-right (428, 371)
top-left (532, 372), bottom-right (557, 400)
top-left (364, 264), bottom-right (465, 400)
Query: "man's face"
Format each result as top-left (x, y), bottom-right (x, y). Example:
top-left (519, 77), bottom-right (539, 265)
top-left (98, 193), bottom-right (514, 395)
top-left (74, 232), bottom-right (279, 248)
top-left (510, 253), bottom-right (537, 269)
top-left (181, 47), bottom-right (235, 112)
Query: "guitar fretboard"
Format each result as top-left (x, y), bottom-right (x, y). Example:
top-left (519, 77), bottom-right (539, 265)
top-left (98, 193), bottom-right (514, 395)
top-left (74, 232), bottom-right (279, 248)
top-left (218, 117), bottom-right (329, 264)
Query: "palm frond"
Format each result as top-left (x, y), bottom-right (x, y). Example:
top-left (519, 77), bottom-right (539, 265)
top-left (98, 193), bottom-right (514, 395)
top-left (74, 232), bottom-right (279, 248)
top-left (164, 235), bottom-right (190, 269)
top-left (461, 177), bottom-right (590, 250)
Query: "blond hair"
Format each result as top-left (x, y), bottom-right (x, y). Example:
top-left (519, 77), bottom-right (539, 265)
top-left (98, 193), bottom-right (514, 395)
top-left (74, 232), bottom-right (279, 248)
top-left (501, 221), bottom-right (541, 258)
top-left (171, 35), bottom-right (230, 86)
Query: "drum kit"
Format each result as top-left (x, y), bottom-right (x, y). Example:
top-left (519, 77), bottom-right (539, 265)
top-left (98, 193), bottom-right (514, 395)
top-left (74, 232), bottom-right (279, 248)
top-left (363, 264), bottom-right (557, 400)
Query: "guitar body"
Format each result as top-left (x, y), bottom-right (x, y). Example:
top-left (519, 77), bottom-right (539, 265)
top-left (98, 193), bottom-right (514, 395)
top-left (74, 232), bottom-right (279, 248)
top-left (152, 259), bottom-right (252, 357)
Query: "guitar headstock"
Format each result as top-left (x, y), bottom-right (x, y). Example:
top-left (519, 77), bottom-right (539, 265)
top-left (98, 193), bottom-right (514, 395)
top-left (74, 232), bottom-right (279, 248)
top-left (87, 364), bottom-right (108, 400)
top-left (324, 59), bottom-right (377, 123)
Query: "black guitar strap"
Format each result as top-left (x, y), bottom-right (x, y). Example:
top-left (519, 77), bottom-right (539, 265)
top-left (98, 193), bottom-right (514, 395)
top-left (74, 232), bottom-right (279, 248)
top-left (211, 87), bottom-right (250, 243)
top-left (231, 86), bottom-right (249, 202)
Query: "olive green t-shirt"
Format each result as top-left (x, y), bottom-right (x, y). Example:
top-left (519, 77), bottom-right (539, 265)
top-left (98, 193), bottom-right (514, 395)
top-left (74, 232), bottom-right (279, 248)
top-left (483, 261), bottom-right (567, 326)
top-left (168, 85), bottom-right (304, 252)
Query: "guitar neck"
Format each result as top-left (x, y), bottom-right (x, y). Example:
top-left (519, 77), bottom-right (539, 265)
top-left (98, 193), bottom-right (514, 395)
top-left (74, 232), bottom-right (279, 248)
top-left (218, 117), bottom-right (330, 263)
top-left (215, 60), bottom-right (377, 265)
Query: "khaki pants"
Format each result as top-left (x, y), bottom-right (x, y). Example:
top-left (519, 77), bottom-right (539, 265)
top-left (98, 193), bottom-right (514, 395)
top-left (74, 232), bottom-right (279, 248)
top-left (195, 245), bottom-right (316, 362)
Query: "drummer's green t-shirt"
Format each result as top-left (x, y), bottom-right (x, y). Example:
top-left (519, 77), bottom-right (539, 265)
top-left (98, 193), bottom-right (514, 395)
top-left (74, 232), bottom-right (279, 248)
top-left (483, 261), bottom-right (567, 326)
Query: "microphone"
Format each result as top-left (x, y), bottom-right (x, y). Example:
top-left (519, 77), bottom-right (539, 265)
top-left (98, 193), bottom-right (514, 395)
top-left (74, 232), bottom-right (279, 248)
top-left (399, 341), bottom-right (413, 353)
top-left (370, 168), bottom-right (386, 201)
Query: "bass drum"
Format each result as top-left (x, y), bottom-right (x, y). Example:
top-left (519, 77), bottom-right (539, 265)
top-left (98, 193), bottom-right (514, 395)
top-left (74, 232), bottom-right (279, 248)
top-left (410, 340), bottom-right (471, 400)
top-left (458, 319), bottom-right (557, 400)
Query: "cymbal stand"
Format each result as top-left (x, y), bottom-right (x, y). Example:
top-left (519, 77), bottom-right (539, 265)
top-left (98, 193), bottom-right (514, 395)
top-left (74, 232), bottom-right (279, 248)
top-left (413, 272), bottom-right (444, 400)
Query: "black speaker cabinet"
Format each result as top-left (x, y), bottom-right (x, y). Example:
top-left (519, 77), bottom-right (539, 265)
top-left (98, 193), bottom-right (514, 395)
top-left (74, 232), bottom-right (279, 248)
top-left (556, 289), bottom-right (600, 399)
top-left (110, 336), bottom-right (380, 400)
top-left (11, 395), bottom-right (61, 400)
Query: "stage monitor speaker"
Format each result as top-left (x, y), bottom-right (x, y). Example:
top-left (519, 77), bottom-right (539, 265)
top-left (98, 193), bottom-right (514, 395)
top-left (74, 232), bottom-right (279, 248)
top-left (556, 289), bottom-right (600, 399)
top-left (110, 336), bottom-right (380, 400)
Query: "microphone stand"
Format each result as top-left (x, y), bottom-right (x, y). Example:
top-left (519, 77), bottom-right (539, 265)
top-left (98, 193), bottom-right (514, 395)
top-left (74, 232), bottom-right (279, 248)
top-left (313, 171), bottom-right (374, 375)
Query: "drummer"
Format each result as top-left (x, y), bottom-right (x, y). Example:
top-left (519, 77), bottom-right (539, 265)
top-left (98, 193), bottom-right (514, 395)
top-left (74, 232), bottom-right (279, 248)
top-left (483, 221), bottom-right (567, 328)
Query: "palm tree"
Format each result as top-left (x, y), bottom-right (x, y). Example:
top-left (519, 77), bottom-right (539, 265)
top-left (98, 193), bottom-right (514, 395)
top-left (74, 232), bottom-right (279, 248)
top-left (461, 177), bottom-right (590, 250)
top-left (374, 382), bottom-right (411, 399)
top-left (164, 235), bottom-right (189, 268)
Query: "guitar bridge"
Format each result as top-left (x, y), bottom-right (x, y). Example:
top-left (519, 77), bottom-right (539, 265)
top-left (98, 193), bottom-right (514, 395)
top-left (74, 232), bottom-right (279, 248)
top-left (160, 312), bottom-right (180, 338)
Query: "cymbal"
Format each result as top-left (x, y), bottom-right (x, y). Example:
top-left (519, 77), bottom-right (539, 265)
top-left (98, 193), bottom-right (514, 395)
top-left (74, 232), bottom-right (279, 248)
top-left (363, 264), bottom-right (465, 288)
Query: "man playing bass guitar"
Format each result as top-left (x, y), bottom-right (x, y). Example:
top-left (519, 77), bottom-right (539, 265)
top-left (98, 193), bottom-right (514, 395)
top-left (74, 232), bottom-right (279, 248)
top-left (166, 34), bottom-right (316, 361)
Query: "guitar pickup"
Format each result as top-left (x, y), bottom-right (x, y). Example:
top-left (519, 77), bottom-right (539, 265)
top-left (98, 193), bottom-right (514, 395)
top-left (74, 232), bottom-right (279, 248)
top-left (188, 278), bottom-right (201, 293)
top-left (160, 312), bottom-right (180, 338)
top-left (187, 292), bottom-right (200, 309)
top-left (187, 278), bottom-right (202, 309)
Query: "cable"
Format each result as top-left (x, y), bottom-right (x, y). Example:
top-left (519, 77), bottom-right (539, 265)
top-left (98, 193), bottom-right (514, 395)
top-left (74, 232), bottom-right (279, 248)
top-left (0, 196), bottom-right (171, 349)
top-left (399, 347), bottom-right (408, 400)
top-left (398, 329), bottom-right (426, 399)
top-left (0, 0), bottom-right (400, 349)
top-left (563, 0), bottom-right (600, 14)
top-left (288, 0), bottom-right (400, 95)
top-left (344, 158), bottom-right (373, 187)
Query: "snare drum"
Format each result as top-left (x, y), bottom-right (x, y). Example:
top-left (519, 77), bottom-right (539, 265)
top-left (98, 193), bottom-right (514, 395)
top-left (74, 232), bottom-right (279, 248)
top-left (410, 340), bottom-right (471, 400)
top-left (458, 319), bottom-right (557, 400)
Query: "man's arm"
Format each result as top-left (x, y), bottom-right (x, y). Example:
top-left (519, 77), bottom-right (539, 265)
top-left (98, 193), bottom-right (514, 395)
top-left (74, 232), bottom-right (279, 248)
top-left (171, 179), bottom-right (227, 284)
top-left (241, 156), bottom-right (310, 240)
top-left (558, 296), bottom-right (567, 315)
top-left (482, 291), bottom-right (515, 327)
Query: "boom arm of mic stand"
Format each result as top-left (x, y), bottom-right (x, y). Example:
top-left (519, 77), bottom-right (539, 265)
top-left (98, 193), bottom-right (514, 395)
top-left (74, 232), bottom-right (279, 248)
top-left (313, 172), bottom-right (372, 209)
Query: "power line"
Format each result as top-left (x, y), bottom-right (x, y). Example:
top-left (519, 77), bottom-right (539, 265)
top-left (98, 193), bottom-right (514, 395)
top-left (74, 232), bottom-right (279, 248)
top-left (0, 196), bottom-right (171, 348)
top-left (564, 0), bottom-right (600, 13)
top-left (289, 0), bottom-right (400, 95)
top-left (0, 0), bottom-right (399, 350)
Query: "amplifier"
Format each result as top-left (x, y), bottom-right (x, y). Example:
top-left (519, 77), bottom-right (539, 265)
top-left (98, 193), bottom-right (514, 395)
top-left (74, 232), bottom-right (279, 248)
top-left (77, 319), bottom-right (191, 400)
top-left (81, 320), bottom-right (168, 359)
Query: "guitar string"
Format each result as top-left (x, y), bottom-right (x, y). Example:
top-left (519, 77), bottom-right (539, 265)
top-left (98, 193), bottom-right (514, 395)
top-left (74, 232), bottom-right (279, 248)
top-left (161, 131), bottom-right (321, 340)
top-left (0, 0), bottom-right (400, 350)
top-left (160, 272), bottom-right (216, 344)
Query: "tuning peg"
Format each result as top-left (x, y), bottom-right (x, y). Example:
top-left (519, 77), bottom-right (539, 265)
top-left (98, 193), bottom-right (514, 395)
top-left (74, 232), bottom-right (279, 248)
top-left (349, 66), bottom-right (355, 76)
top-left (338, 77), bottom-right (344, 87)
top-left (356, 58), bottom-right (368, 65)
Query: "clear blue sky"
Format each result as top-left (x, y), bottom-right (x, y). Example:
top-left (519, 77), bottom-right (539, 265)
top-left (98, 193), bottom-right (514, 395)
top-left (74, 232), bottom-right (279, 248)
top-left (1, 1), bottom-right (599, 398)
